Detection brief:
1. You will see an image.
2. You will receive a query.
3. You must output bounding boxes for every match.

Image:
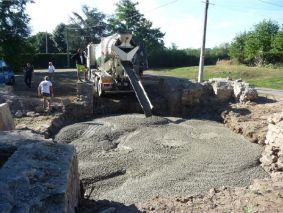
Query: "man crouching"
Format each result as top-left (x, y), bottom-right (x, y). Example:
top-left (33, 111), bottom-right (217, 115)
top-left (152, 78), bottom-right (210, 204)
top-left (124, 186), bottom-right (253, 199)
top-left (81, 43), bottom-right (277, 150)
top-left (38, 76), bottom-right (54, 112)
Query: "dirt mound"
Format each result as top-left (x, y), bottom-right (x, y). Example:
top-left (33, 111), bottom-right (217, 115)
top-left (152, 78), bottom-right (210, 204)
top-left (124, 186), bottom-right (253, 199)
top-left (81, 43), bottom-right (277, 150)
top-left (55, 114), bottom-right (268, 204)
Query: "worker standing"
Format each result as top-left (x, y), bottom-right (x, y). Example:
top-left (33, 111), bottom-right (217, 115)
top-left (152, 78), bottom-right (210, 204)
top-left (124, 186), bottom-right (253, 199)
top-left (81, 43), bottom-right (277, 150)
top-left (72, 48), bottom-right (87, 82)
top-left (23, 62), bottom-right (34, 88)
top-left (48, 61), bottom-right (55, 83)
top-left (38, 76), bottom-right (54, 112)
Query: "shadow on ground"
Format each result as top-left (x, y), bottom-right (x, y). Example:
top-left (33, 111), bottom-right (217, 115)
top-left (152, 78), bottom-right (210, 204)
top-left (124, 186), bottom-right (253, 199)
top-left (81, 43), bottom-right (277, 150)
top-left (78, 199), bottom-right (141, 213)
top-left (255, 96), bottom-right (277, 104)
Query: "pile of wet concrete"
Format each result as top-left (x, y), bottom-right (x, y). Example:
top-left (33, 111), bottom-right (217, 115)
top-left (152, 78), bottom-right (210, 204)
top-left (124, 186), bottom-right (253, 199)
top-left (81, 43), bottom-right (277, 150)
top-left (55, 114), bottom-right (268, 205)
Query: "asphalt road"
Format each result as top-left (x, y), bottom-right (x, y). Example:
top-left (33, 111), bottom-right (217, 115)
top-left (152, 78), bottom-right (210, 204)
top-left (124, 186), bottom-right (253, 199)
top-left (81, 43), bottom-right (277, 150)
top-left (256, 87), bottom-right (283, 97)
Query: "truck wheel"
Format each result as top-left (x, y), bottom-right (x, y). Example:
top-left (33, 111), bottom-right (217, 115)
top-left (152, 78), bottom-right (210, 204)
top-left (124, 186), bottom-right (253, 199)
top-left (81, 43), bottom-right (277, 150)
top-left (94, 77), bottom-right (99, 94)
top-left (98, 80), bottom-right (104, 97)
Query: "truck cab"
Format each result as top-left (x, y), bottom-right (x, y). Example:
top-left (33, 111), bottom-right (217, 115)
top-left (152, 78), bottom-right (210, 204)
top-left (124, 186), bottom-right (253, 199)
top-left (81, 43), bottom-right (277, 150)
top-left (0, 59), bottom-right (15, 85)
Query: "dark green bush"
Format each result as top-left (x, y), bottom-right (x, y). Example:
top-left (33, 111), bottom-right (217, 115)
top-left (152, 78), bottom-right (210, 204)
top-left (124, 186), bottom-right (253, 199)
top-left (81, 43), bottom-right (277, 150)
top-left (148, 48), bottom-right (228, 68)
top-left (20, 53), bottom-right (76, 70)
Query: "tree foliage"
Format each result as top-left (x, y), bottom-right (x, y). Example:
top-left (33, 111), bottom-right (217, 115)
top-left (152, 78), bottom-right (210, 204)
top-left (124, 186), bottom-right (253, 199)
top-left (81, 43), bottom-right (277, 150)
top-left (28, 32), bottom-right (58, 53)
top-left (109, 0), bottom-right (165, 53)
top-left (272, 31), bottom-right (283, 52)
top-left (229, 20), bottom-right (283, 65)
top-left (69, 5), bottom-right (107, 46)
top-left (0, 0), bottom-right (33, 70)
top-left (53, 23), bottom-right (67, 52)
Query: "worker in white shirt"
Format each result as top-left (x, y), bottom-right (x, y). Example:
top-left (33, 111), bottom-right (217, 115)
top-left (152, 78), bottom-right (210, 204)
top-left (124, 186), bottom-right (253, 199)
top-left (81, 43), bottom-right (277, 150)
top-left (38, 76), bottom-right (54, 112)
top-left (48, 61), bottom-right (55, 82)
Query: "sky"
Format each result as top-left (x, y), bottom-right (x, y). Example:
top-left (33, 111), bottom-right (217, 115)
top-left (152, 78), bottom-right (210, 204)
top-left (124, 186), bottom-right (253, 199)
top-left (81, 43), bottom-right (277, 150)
top-left (26, 0), bottom-right (283, 49)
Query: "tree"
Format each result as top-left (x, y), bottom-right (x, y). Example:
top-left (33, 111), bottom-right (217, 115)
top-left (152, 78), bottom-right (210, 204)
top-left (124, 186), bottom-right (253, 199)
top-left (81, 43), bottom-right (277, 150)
top-left (109, 0), bottom-right (165, 53)
top-left (229, 32), bottom-right (248, 63)
top-left (69, 5), bottom-right (107, 46)
top-left (229, 20), bottom-right (281, 65)
top-left (209, 43), bottom-right (229, 58)
top-left (53, 23), bottom-right (67, 53)
top-left (0, 0), bottom-right (33, 71)
top-left (253, 20), bottom-right (279, 52)
top-left (272, 31), bottom-right (283, 52)
top-left (28, 32), bottom-right (58, 53)
top-left (243, 32), bottom-right (262, 64)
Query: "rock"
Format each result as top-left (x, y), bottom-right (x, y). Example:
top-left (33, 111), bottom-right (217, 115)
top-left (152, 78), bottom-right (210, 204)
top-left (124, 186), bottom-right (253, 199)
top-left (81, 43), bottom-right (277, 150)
top-left (261, 111), bottom-right (283, 173)
top-left (208, 78), bottom-right (233, 101)
top-left (0, 183), bottom-right (14, 213)
top-left (0, 132), bottom-right (80, 213)
top-left (209, 188), bottom-right (216, 197)
top-left (14, 110), bottom-right (23, 118)
top-left (0, 103), bottom-right (15, 131)
top-left (26, 111), bottom-right (37, 117)
top-left (239, 88), bottom-right (258, 102)
top-left (207, 78), bottom-right (257, 103)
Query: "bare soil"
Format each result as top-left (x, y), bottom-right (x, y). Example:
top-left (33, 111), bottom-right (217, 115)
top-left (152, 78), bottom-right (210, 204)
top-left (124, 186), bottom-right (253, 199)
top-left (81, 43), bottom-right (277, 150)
top-left (14, 70), bottom-right (77, 100)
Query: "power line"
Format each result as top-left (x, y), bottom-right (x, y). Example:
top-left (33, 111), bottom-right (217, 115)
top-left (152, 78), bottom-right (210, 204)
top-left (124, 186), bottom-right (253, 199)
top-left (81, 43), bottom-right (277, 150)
top-left (258, 0), bottom-right (283, 7)
top-left (212, 3), bottom-right (282, 11)
top-left (209, 1), bottom-right (283, 20)
top-left (142, 0), bottom-right (180, 13)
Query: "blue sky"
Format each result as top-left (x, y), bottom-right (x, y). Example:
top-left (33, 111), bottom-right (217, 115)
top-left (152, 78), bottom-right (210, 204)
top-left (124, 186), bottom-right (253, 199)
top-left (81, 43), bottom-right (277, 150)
top-left (26, 0), bottom-right (283, 49)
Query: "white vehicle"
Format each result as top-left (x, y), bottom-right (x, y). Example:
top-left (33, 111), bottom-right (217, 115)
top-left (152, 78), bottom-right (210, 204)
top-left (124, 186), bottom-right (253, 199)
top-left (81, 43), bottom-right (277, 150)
top-left (87, 32), bottom-right (153, 117)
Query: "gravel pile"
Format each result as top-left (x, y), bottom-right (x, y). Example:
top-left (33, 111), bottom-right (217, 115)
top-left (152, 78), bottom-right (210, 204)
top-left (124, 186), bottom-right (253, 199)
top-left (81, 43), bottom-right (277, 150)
top-left (55, 114), bottom-right (268, 204)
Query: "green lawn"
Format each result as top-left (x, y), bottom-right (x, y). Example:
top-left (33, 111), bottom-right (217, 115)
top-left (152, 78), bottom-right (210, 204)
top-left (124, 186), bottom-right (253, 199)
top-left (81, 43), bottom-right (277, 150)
top-left (146, 65), bottom-right (283, 89)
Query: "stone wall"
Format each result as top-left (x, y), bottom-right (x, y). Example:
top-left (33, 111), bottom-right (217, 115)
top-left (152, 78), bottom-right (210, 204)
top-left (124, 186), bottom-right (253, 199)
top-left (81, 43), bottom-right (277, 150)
top-left (260, 112), bottom-right (283, 173)
top-left (158, 77), bottom-right (257, 117)
top-left (0, 131), bottom-right (80, 213)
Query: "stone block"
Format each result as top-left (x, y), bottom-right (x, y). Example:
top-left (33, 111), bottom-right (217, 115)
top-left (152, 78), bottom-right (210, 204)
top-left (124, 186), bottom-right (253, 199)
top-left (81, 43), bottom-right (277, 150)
top-left (209, 79), bottom-right (234, 101)
top-left (0, 103), bottom-right (14, 131)
top-left (0, 132), bottom-right (80, 212)
top-left (239, 88), bottom-right (258, 102)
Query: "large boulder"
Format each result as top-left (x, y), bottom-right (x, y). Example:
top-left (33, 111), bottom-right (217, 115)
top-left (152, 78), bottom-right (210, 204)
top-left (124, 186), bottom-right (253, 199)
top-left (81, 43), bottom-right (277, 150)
top-left (208, 78), bottom-right (258, 103)
top-left (0, 131), bottom-right (80, 212)
top-left (0, 103), bottom-right (14, 131)
top-left (208, 78), bottom-right (234, 102)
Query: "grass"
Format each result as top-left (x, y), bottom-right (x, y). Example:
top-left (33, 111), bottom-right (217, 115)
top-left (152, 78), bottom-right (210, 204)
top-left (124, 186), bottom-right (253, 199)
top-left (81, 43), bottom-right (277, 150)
top-left (146, 65), bottom-right (283, 89)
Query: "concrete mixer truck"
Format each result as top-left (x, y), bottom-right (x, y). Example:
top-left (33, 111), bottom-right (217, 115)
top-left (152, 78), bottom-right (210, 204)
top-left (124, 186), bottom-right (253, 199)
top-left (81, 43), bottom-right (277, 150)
top-left (86, 32), bottom-right (153, 117)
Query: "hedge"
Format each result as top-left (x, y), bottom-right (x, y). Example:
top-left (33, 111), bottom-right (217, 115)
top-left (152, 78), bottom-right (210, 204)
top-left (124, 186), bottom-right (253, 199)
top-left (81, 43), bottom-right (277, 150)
top-left (20, 53), bottom-right (76, 70)
top-left (148, 49), bottom-right (228, 68)
top-left (17, 50), bottom-right (229, 71)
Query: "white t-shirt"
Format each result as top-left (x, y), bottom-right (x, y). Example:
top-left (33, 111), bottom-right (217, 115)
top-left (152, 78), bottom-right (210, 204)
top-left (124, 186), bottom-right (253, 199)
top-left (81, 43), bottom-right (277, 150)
top-left (48, 65), bottom-right (55, 73)
top-left (39, 80), bottom-right (52, 94)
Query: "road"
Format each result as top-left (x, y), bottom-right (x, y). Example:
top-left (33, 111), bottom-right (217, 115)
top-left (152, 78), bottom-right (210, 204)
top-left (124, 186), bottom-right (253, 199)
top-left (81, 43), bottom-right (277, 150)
top-left (256, 87), bottom-right (283, 97)
top-left (34, 68), bottom-right (77, 73)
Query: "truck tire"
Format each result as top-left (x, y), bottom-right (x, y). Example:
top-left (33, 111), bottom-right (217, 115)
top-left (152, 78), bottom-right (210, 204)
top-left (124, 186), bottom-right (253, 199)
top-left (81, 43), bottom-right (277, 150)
top-left (98, 80), bottom-right (104, 97)
top-left (94, 77), bottom-right (99, 94)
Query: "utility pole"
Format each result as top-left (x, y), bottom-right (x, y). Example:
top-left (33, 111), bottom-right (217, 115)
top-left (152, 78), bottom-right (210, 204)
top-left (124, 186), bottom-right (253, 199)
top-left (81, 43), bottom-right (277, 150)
top-left (198, 0), bottom-right (209, 83)
top-left (45, 31), bottom-right (48, 53)
top-left (66, 29), bottom-right (70, 67)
